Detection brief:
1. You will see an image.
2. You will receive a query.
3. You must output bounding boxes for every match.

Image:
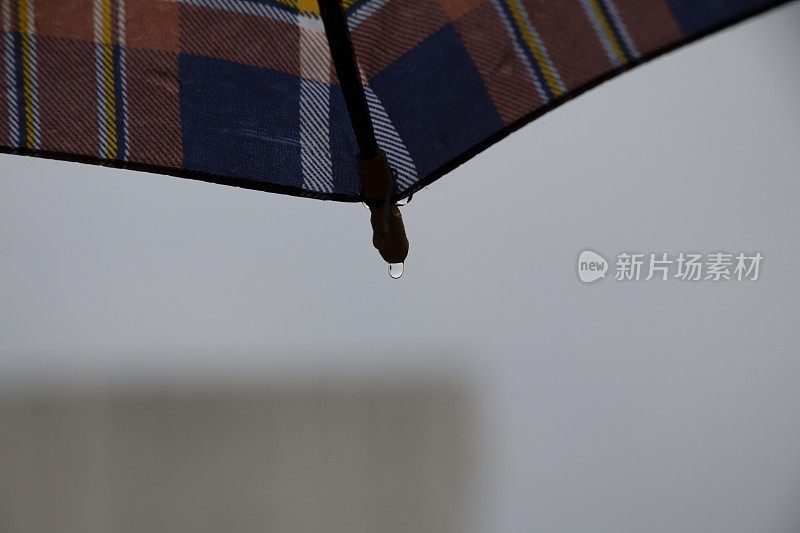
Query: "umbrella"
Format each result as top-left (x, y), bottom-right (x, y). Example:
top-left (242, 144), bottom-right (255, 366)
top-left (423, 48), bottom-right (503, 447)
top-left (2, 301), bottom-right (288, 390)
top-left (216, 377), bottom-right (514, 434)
top-left (0, 0), bottom-right (789, 276)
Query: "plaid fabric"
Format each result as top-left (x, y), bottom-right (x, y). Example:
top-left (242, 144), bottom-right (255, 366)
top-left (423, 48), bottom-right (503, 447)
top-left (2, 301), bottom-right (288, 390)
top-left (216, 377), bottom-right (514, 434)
top-left (0, 0), bottom-right (789, 201)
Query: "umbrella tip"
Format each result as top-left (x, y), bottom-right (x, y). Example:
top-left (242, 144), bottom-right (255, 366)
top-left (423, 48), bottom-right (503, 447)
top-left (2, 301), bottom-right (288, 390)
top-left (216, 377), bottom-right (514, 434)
top-left (357, 150), bottom-right (410, 275)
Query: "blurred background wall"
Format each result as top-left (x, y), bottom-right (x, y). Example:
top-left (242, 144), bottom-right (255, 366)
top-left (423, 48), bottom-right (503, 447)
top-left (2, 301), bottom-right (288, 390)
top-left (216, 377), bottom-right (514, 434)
top-left (1, 3), bottom-right (800, 533)
top-left (0, 384), bottom-right (470, 533)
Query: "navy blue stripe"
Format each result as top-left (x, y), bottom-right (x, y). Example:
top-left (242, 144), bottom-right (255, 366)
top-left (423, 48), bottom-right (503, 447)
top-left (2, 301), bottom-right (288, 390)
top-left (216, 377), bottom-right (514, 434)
top-left (496, 0), bottom-right (555, 102)
top-left (12, 32), bottom-right (28, 148)
top-left (252, 0), bottom-right (308, 15)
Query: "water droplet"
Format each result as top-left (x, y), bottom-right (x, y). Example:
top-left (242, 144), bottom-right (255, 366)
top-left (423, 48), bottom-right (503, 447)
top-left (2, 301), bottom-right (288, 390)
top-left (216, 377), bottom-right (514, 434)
top-left (388, 262), bottom-right (404, 279)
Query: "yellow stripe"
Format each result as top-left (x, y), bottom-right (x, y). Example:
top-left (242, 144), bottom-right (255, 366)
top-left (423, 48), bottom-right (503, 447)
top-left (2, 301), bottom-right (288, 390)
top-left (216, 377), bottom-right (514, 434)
top-left (268, 0), bottom-right (357, 17)
top-left (101, 0), bottom-right (117, 158)
top-left (102, 44), bottom-right (117, 158)
top-left (17, 0), bottom-right (35, 149)
top-left (271, 0), bottom-right (318, 16)
top-left (101, 0), bottom-right (113, 44)
top-left (504, 0), bottom-right (563, 98)
top-left (588, 0), bottom-right (627, 65)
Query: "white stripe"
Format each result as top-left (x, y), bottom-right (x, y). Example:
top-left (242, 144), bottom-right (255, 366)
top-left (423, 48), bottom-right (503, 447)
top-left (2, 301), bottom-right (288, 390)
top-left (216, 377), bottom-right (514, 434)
top-left (299, 15), bottom-right (333, 193)
top-left (93, 0), bottom-right (108, 158)
top-left (166, 0), bottom-right (297, 25)
top-left (118, 0), bottom-right (129, 160)
top-left (24, 0), bottom-right (40, 148)
top-left (602, 0), bottom-right (639, 59)
top-left (2, 0), bottom-right (20, 147)
top-left (510, 0), bottom-right (566, 95)
top-left (491, 0), bottom-right (548, 103)
top-left (346, 0), bottom-right (390, 29)
top-left (363, 82), bottom-right (417, 190)
top-left (577, 0), bottom-right (624, 68)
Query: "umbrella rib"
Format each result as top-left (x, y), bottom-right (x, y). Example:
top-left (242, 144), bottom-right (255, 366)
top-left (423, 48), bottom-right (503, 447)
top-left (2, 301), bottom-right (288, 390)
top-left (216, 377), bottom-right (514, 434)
top-left (317, 0), bottom-right (378, 159)
top-left (317, 0), bottom-right (410, 270)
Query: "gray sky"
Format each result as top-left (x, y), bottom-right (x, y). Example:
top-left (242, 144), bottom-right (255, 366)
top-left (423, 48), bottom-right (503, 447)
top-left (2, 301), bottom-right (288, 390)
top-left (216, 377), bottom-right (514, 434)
top-left (1, 4), bottom-right (800, 532)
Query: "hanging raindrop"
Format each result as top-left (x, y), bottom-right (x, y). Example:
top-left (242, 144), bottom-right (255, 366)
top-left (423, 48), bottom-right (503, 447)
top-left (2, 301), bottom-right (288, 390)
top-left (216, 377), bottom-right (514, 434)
top-left (388, 262), bottom-right (404, 279)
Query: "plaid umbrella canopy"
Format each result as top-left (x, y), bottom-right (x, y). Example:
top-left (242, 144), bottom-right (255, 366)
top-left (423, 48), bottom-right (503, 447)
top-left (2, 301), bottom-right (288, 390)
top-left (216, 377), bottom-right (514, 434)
top-left (0, 0), bottom-right (789, 272)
